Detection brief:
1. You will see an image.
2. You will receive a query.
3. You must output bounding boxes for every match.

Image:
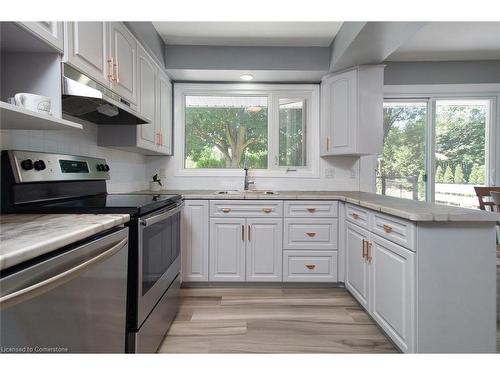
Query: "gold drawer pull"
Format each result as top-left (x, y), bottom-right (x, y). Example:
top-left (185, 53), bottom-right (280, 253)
top-left (262, 208), bottom-right (273, 213)
top-left (307, 208), bottom-right (316, 213)
top-left (351, 213), bottom-right (359, 219)
top-left (306, 232), bottom-right (317, 237)
top-left (362, 239), bottom-right (367, 259)
top-left (305, 264), bottom-right (316, 270)
top-left (383, 224), bottom-right (393, 233)
top-left (221, 208), bottom-right (231, 213)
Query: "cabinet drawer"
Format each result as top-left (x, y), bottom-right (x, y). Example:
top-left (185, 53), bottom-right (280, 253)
top-left (284, 201), bottom-right (338, 218)
top-left (283, 251), bottom-right (338, 282)
top-left (345, 204), bottom-right (370, 228)
top-left (210, 200), bottom-right (283, 218)
top-left (370, 212), bottom-right (415, 250)
top-left (284, 218), bottom-right (337, 250)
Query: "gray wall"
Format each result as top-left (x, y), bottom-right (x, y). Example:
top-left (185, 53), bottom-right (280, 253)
top-left (125, 22), bottom-right (166, 68)
top-left (384, 61), bottom-right (500, 85)
top-left (165, 45), bottom-right (330, 71)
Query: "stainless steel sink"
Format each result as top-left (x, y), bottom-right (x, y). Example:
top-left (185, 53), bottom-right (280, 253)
top-left (216, 190), bottom-right (278, 195)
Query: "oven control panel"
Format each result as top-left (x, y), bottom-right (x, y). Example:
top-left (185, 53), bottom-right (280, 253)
top-left (7, 150), bottom-right (111, 183)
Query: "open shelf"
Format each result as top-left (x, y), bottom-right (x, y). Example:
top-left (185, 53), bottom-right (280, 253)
top-left (0, 102), bottom-right (83, 130)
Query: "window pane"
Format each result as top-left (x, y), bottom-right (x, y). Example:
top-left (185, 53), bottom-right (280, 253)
top-left (434, 100), bottom-right (488, 209)
top-left (185, 96), bottom-right (268, 169)
top-left (279, 98), bottom-right (305, 167)
top-left (377, 102), bottom-right (427, 201)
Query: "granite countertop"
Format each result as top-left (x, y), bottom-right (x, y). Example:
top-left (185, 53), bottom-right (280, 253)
top-left (132, 189), bottom-right (500, 222)
top-left (0, 213), bottom-right (130, 271)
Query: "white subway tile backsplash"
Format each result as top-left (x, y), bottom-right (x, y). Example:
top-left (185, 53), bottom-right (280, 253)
top-left (1, 122), bottom-right (148, 193)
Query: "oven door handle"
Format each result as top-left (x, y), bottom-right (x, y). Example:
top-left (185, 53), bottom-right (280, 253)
top-left (140, 202), bottom-right (184, 227)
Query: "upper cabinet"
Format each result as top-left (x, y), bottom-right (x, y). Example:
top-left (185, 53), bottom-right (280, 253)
top-left (64, 22), bottom-right (109, 86)
top-left (320, 65), bottom-right (384, 156)
top-left (156, 69), bottom-right (173, 155)
top-left (64, 22), bottom-right (137, 105)
top-left (19, 22), bottom-right (64, 52)
top-left (109, 22), bottom-right (137, 105)
top-left (137, 44), bottom-right (158, 150)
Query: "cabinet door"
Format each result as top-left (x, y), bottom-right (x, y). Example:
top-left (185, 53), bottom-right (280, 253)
top-left (65, 22), bottom-right (109, 86)
top-left (370, 233), bottom-right (415, 352)
top-left (20, 22), bottom-right (64, 51)
top-left (320, 70), bottom-right (357, 156)
top-left (345, 222), bottom-right (370, 309)
top-left (181, 201), bottom-right (209, 282)
top-left (109, 22), bottom-right (137, 104)
top-left (209, 218), bottom-right (246, 281)
top-left (137, 45), bottom-right (157, 151)
top-left (156, 69), bottom-right (172, 155)
top-left (246, 218), bottom-right (282, 282)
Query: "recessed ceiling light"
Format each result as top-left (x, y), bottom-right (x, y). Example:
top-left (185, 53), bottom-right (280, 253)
top-left (240, 74), bottom-right (254, 81)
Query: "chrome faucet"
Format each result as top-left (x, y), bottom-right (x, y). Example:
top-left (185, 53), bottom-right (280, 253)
top-left (243, 152), bottom-right (254, 191)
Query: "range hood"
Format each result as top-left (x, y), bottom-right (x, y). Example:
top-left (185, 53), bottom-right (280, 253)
top-left (61, 64), bottom-right (149, 125)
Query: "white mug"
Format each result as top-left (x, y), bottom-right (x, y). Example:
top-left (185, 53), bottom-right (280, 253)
top-left (14, 93), bottom-right (51, 115)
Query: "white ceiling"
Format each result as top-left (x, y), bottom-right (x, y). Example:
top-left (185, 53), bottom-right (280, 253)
top-left (387, 22), bottom-right (500, 62)
top-left (153, 22), bottom-right (343, 47)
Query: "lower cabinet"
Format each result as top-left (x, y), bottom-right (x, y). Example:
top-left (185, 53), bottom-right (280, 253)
top-left (283, 251), bottom-right (337, 282)
top-left (246, 219), bottom-right (282, 282)
top-left (370, 233), bottom-right (415, 352)
top-left (345, 217), bottom-right (415, 352)
top-left (209, 218), bottom-right (246, 281)
top-left (209, 217), bottom-right (282, 282)
top-left (345, 222), bottom-right (370, 309)
top-left (181, 200), bottom-right (209, 282)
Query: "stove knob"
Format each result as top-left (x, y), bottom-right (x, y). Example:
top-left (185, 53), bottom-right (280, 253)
top-left (34, 160), bottom-right (46, 171)
top-left (20, 159), bottom-right (34, 170)
top-left (104, 164), bottom-right (110, 171)
top-left (96, 164), bottom-right (104, 171)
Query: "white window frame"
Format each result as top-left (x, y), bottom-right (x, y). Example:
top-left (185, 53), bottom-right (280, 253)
top-left (383, 83), bottom-right (500, 201)
top-left (173, 83), bottom-right (320, 178)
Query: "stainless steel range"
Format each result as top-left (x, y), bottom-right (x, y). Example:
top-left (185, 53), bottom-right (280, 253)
top-left (1, 150), bottom-right (183, 353)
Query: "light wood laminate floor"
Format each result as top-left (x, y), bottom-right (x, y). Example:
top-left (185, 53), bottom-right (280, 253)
top-left (158, 286), bottom-right (398, 353)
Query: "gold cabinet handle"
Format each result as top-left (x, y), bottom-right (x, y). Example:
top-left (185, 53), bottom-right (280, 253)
top-left (113, 61), bottom-right (120, 83)
top-left (383, 224), bottom-right (393, 233)
top-left (351, 213), bottom-right (359, 219)
top-left (107, 58), bottom-right (114, 81)
top-left (241, 224), bottom-right (245, 241)
top-left (306, 232), bottom-right (316, 237)
top-left (362, 239), bottom-right (367, 259)
top-left (305, 264), bottom-right (316, 270)
top-left (307, 208), bottom-right (316, 213)
top-left (248, 224), bottom-right (251, 241)
top-left (221, 208), bottom-right (231, 213)
top-left (367, 241), bottom-right (373, 262)
top-left (326, 137), bottom-right (330, 151)
top-left (262, 208), bottom-right (273, 213)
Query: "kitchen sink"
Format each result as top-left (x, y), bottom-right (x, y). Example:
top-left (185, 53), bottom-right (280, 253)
top-left (216, 190), bottom-right (278, 195)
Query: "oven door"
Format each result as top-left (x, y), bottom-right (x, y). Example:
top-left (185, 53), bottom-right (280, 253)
top-left (137, 201), bottom-right (183, 326)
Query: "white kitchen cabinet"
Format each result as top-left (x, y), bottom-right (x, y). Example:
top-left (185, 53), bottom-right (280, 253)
top-left (370, 233), bottom-right (415, 352)
top-left (137, 44), bottom-right (158, 151)
top-left (109, 22), bottom-right (137, 105)
top-left (181, 200), bottom-right (209, 282)
top-left (345, 221), bottom-right (370, 309)
top-left (246, 218), bottom-right (282, 281)
top-left (19, 22), bottom-right (64, 52)
top-left (64, 22), bottom-right (109, 86)
top-left (156, 69), bottom-right (172, 155)
top-left (283, 250), bottom-right (338, 282)
top-left (209, 218), bottom-right (246, 281)
top-left (320, 65), bottom-right (384, 156)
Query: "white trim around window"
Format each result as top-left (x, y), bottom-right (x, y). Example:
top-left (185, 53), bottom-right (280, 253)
top-left (173, 83), bottom-right (320, 178)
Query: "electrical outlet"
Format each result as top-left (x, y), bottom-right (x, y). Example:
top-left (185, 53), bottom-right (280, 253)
top-left (325, 168), bottom-right (335, 178)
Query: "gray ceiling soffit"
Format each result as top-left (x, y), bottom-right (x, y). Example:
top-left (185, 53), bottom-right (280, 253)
top-left (329, 22), bottom-right (427, 72)
top-left (165, 45), bottom-right (331, 72)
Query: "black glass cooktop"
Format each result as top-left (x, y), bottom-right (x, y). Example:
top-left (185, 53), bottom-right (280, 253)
top-left (16, 194), bottom-right (182, 217)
